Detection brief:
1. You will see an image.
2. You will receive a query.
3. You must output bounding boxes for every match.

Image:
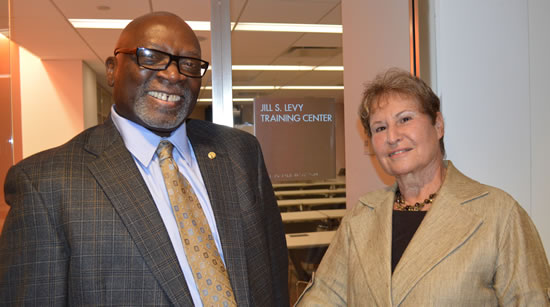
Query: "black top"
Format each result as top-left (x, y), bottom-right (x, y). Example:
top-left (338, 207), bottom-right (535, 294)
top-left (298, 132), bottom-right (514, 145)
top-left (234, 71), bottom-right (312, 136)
top-left (391, 210), bottom-right (427, 273)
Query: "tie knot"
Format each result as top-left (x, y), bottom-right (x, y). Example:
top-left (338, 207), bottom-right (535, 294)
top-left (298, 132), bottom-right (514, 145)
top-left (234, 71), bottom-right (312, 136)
top-left (156, 141), bottom-right (174, 161)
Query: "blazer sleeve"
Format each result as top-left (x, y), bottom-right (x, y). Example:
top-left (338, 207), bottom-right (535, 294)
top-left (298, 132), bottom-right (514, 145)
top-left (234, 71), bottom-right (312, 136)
top-left (493, 200), bottom-right (550, 306)
top-left (255, 140), bottom-right (290, 306)
top-left (295, 215), bottom-right (350, 306)
top-left (0, 165), bottom-right (69, 306)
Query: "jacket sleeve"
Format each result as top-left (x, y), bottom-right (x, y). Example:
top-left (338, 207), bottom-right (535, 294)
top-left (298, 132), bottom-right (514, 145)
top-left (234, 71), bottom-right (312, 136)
top-left (295, 214), bottom-right (350, 306)
top-left (255, 140), bottom-right (290, 306)
top-left (0, 165), bottom-right (69, 306)
top-left (494, 200), bottom-right (550, 306)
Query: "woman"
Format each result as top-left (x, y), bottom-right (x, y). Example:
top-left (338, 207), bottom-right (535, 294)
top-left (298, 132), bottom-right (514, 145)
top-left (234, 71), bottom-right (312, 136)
top-left (296, 69), bottom-right (550, 306)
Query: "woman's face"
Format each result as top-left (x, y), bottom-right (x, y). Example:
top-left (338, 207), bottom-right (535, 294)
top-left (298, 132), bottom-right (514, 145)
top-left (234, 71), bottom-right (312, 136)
top-left (369, 94), bottom-right (444, 178)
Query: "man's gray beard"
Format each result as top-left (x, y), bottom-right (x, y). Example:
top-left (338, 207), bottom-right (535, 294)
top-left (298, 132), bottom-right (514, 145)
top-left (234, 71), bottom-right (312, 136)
top-left (134, 87), bottom-right (196, 130)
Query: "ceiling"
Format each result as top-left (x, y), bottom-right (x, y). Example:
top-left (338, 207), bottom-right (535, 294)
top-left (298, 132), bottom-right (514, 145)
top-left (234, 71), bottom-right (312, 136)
top-left (7, 0), bottom-right (343, 105)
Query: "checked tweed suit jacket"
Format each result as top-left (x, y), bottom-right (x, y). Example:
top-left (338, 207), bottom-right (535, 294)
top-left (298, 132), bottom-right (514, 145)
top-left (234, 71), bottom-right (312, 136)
top-left (0, 118), bottom-right (289, 306)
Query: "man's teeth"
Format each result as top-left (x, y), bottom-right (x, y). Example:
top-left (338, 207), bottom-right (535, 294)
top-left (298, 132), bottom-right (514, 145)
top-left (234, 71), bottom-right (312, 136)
top-left (148, 91), bottom-right (181, 102)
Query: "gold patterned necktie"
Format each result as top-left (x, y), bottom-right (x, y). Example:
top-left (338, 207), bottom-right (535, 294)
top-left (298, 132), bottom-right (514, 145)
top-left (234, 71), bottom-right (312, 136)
top-left (156, 141), bottom-right (236, 307)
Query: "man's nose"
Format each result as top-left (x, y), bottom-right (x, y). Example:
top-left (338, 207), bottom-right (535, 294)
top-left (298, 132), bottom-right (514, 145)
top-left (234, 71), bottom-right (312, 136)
top-left (157, 61), bottom-right (186, 82)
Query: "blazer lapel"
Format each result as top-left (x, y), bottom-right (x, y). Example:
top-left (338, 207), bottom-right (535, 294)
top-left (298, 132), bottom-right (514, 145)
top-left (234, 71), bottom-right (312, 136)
top-left (349, 190), bottom-right (394, 306)
top-left (187, 122), bottom-right (250, 305)
top-left (391, 163), bottom-right (486, 305)
top-left (85, 120), bottom-right (193, 305)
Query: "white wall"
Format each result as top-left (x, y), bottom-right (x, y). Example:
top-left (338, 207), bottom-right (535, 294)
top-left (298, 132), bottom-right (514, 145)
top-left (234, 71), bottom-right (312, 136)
top-left (434, 0), bottom-right (550, 256)
top-left (19, 47), bottom-right (84, 157)
top-left (435, 0), bottom-right (530, 204)
top-left (341, 0), bottom-right (410, 206)
top-left (527, 0), bottom-right (550, 257)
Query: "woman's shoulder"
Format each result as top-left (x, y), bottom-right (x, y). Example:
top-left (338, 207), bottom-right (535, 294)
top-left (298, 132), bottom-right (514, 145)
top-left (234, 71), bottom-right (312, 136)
top-left (448, 162), bottom-right (518, 205)
top-left (444, 162), bottom-right (525, 225)
top-left (357, 186), bottom-right (395, 209)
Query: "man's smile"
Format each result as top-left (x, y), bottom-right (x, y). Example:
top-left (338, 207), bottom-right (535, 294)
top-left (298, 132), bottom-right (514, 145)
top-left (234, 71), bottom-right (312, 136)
top-left (147, 90), bottom-right (182, 102)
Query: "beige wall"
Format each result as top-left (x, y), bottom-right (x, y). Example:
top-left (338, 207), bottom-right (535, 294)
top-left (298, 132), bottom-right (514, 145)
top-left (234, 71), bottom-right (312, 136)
top-left (82, 62), bottom-right (98, 129)
top-left (0, 34), bottom-right (13, 231)
top-left (19, 47), bottom-right (84, 158)
top-left (341, 0), bottom-right (410, 206)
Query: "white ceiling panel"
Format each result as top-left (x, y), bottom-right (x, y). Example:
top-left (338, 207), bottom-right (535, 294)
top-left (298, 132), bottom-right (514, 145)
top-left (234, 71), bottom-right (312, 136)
top-left (237, 0), bottom-right (340, 23)
top-left (255, 89), bottom-right (342, 100)
top-left (238, 71), bottom-right (306, 84)
top-left (289, 71), bottom-right (343, 85)
top-left (152, 0), bottom-right (211, 21)
top-left (315, 55), bottom-right (343, 65)
top-left (231, 31), bottom-right (303, 62)
top-left (294, 33), bottom-right (342, 48)
top-left (11, 0), bottom-right (96, 60)
top-left (231, 55), bottom-right (282, 65)
top-left (269, 56), bottom-right (336, 66)
top-left (317, 2), bottom-right (342, 24)
top-left (76, 28), bottom-right (124, 62)
top-left (232, 71), bottom-right (264, 83)
top-left (229, 0), bottom-right (248, 20)
top-left (9, 0), bottom-right (344, 105)
top-left (52, 0), bottom-right (151, 19)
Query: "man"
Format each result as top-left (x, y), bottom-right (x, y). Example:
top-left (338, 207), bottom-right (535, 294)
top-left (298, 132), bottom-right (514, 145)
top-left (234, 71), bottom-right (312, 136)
top-left (0, 12), bottom-right (289, 306)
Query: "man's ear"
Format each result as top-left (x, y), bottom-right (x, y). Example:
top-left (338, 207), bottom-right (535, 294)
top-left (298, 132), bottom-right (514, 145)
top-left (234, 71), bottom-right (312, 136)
top-left (105, 56), bottom-right (116, 87)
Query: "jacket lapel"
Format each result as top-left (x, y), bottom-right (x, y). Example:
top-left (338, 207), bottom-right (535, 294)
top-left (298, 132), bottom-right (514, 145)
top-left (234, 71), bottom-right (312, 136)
top-left (391, 162), bottom-right (486, 305)
top-left (187, 121), bottom-right (250, 305)
top-left (85, 119), bottom-right (193, 305)
top-left (349, 189), bottom-right (394, 306)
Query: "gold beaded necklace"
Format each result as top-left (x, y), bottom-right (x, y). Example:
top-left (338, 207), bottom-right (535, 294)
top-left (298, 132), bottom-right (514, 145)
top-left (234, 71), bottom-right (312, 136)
top-left (394, 190), bottom-right (436, 211)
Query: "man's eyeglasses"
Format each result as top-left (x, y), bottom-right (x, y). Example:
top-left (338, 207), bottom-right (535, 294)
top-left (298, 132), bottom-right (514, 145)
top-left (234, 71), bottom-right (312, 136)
top-left (114, 47), bottom-right (209, 78)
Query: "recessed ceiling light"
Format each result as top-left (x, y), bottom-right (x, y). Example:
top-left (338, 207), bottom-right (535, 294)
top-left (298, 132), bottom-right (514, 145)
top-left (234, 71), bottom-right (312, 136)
top-left (69, 19), bottom-right (131, 29)
top-left (198, 98), bottom-right (255, 102)
top-left (279, 85), bottom-right (344, 90)
top-left (202, 85), bottom-right (343, 90)
top-left (230, 65), bottom-right (343, 71)
top-left (68, 19), bottom-right (342, 33)
top-left (187, 21), bottom-right (211, 31)
top-left (234, 22), bottom-right (342, 34)
top-left (314, 66), bottom-right (344, 71)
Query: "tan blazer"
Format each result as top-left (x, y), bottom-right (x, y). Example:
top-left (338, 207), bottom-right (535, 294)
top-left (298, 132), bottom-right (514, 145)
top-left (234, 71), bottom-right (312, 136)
top-left (297, 161), bottom-right (550, 306)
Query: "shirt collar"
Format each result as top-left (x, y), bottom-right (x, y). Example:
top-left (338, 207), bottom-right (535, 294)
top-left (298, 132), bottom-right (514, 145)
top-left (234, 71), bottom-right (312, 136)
top-left (110, 105), bottom-right (192, 167)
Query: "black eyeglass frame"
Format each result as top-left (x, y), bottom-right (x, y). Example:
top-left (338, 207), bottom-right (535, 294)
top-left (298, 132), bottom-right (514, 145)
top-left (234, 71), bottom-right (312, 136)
top-left (114, 47), bottom-right (209, 78)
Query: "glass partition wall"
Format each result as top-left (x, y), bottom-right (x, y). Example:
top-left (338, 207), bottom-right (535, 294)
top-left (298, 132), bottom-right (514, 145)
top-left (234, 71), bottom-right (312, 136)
top-left (229, 1), bottom-right (345, 184)
top-left (223, 2), bottom-right (345, 303)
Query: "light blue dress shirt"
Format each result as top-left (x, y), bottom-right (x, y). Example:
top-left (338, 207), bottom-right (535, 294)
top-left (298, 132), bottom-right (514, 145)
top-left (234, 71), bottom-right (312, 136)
top-left (111, 106), bottom-right (224, 306)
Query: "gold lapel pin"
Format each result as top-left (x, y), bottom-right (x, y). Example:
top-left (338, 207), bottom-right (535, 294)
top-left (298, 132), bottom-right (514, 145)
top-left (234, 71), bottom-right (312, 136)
top-left (208, 152), bottom-right (216, 160)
